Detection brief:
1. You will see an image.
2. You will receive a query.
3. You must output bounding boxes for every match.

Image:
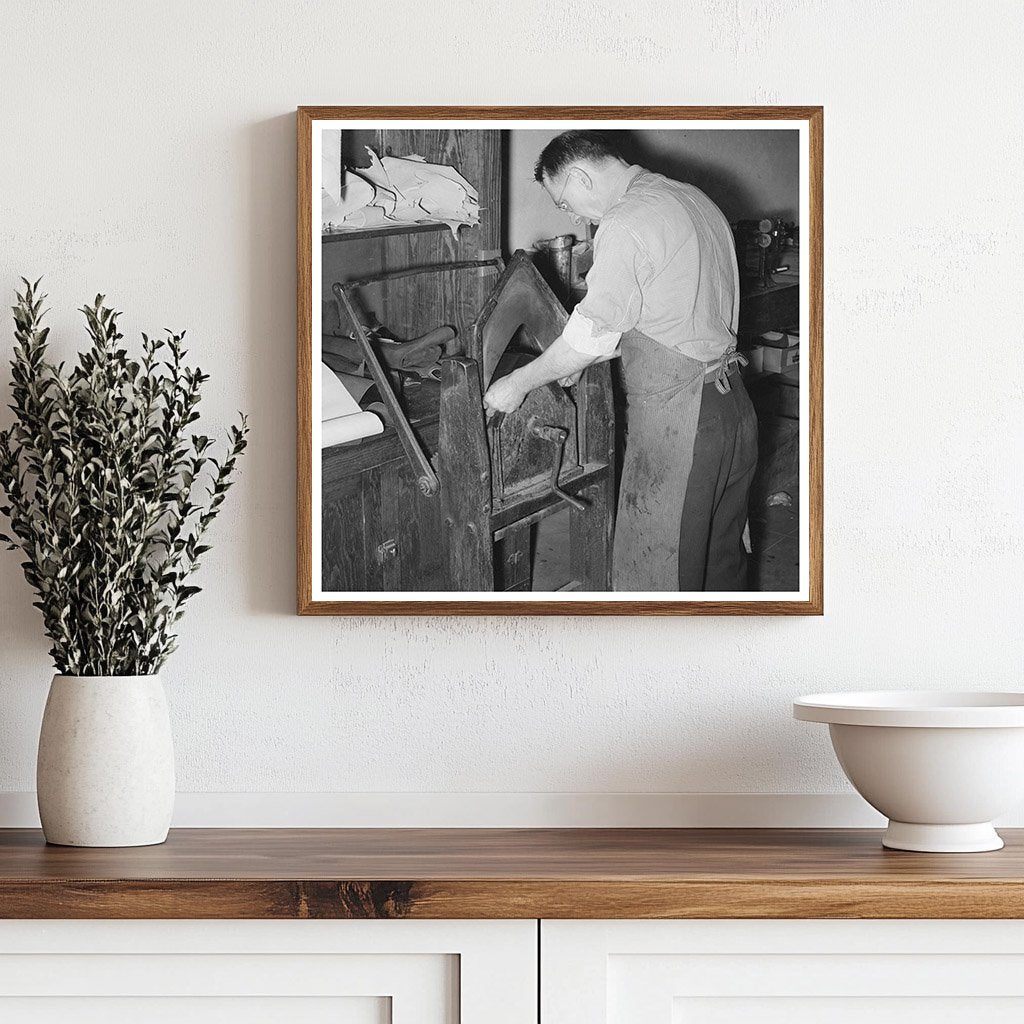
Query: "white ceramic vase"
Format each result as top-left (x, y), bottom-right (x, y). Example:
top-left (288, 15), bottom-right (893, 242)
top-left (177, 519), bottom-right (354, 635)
top-left (36, 674), bottom-right (175, 847)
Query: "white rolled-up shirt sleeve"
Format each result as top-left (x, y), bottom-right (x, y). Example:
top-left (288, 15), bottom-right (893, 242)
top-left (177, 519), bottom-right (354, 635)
top-left (574, 218), bottom-right (651, 336)
top-left (561, 307), bottom-right (622, 357)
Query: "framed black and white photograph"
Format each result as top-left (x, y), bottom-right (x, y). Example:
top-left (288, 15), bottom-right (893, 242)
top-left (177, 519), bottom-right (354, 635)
top-left (297, 107), bottom-right (822, 615)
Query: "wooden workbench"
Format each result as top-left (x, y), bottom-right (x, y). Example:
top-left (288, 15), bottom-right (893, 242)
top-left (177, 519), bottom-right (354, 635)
top-left (2, 828), bottom-right (1023, 920)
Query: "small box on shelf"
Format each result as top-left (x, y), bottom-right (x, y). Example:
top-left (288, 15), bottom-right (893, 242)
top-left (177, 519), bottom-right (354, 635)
top-left (746, 329), bottom-right (799, 375)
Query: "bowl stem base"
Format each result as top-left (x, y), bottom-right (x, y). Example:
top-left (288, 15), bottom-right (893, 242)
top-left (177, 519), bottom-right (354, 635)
top-left (882, 821), bottom-right (1004, 853)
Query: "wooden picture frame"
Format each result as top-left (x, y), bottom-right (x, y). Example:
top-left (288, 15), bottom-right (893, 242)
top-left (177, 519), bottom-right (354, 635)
top-left (298, 106), bottom-right (822, 615)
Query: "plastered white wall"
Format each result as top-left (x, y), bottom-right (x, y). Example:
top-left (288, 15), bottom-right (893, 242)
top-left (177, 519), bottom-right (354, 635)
top-left (0, 0), bottom-right (1022, 824)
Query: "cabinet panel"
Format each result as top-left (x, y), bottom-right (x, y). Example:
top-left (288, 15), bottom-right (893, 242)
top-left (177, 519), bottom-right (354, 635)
top-left (542, 920), bottom-right (1024, 1024)
top-left (670, 998), bottom-right (1024, 1024)
top-left (0, 919), bottom-right (536, 1024)
top-left (0, 996), bottom-right (388, 1024)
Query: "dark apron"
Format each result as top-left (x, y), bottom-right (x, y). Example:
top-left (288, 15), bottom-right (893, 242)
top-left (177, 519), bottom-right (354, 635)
top-left (613, 328), bottom-right (739, 592)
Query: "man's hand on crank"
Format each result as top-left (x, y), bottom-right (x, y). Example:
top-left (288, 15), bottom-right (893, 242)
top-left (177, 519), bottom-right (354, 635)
top-left (482, 333), bottom-right (607, 419)
top-left (483, 371), bottom-right (530, 417)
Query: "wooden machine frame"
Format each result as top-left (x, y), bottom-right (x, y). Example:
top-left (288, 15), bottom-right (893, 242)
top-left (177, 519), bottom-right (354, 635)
top-left (297, 106), bottom-right (823, 615)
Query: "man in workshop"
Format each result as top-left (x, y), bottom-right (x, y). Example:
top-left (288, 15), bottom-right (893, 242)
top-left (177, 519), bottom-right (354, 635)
top-left (483, 131), bottom-right (758, 592)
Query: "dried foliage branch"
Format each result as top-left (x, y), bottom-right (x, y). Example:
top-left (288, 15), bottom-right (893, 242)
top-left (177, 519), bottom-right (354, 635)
top-left (0, 279), bottom-right (249, 675)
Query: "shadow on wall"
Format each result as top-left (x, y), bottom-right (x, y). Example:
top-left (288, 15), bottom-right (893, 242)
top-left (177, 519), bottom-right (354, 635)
top-left (243, 114), bottom-right (299, 617)
top-left (615, 129), bottom-right (801, 224)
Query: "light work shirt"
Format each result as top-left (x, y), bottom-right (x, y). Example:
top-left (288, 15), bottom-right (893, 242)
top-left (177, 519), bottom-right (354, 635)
top-left (565, 164), bottom-right (740, 363)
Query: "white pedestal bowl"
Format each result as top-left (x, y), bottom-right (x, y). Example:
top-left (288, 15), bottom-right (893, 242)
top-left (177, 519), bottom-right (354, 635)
top-left (793, 691), bottom-right (1024, 852)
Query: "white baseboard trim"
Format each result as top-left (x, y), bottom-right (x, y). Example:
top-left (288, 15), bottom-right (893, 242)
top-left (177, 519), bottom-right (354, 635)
top-left (3, 790), bottom-right (1021, 829)
top-left (0, 791), bottom-right (877, 828)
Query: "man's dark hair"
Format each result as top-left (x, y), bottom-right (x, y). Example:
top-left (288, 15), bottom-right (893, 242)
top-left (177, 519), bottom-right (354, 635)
top-left (534, 131), bottom-right (625, 183)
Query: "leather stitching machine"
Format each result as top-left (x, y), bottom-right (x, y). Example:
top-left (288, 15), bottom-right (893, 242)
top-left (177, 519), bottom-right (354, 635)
top-left (332, 251), bottom-right (615, 592)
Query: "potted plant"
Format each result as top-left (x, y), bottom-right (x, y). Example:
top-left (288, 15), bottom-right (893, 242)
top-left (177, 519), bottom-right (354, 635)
top-left (0, 279), bottom-right (248, 847)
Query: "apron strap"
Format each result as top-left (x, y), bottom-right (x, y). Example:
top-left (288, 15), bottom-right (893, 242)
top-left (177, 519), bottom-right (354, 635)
top-left (707, 349), bottom-right (748, 394)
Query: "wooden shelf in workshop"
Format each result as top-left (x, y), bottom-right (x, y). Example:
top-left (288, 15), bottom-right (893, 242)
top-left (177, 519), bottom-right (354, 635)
top-left (3, 828), bottom-right (1024, 920)
top-left (321, 222), bottom-right (449, 243)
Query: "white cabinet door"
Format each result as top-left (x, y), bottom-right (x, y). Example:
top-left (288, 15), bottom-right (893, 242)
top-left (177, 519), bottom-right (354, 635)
top-left (542, 919), bottom-right (1024, 1023)
top-left (0, 919), bottom-right (536, 1024)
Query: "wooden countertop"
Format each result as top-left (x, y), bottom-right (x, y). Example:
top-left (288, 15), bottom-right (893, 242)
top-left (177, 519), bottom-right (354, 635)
top-left (2, 828), bottom-right (1023, 920)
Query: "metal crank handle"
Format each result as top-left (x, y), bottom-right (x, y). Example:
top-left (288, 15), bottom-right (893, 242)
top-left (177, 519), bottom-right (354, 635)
top-left (554, 483), bottom-right (586, 513)
top-left (529, 420), bottom-right (587, 513)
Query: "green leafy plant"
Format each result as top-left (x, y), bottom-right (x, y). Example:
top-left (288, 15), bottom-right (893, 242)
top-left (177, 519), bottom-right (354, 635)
top-left (0, 279), bottom-right (248, 676)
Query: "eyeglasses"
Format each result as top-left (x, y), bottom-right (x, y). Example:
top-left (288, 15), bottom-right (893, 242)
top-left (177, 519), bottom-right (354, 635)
top-left (553, 170), bottom-right (573, 212)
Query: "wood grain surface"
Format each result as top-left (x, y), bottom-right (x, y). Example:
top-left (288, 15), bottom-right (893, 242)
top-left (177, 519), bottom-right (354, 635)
top-left (2, 828), bottom-right (1021, 920)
